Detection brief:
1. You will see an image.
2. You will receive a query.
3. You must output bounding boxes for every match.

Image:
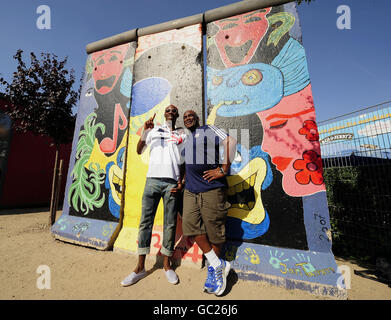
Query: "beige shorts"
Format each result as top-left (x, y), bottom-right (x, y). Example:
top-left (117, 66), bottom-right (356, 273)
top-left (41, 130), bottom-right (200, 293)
top-left (182, 188), bottom-right (230, 245)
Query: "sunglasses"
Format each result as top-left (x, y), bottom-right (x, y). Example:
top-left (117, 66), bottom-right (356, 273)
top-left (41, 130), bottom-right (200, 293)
top-left (165, 108), bottom-right (178, 114)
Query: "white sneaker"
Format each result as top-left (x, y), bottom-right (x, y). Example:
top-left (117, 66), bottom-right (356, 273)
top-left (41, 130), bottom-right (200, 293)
top-left (120, 269), bottom-right (147, 287)
top-left (164, 269), bottom-right (179, 284)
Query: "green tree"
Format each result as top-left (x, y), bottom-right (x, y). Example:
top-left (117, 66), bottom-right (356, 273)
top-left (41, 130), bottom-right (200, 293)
top-left (0, 50), bottom-right (79, 224)
top-left (0, 50), bottom-right (77, 147)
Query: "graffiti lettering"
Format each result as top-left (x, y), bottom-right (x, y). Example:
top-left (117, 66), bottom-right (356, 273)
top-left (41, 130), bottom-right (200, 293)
top-left (151, 233), bottom-right (162, 254)
top-left (280, 262), bottom-right (304, 276)
top-left (314, 213), bottom-right (331, 242)
top-left (231, 259), bottom-right (258, 273)
top-left (182, 237), bottom-right (203, 263)
top-left (72, 222), bottom-right (90, 234)
top-left (280, 262), bottom-right (335, 277)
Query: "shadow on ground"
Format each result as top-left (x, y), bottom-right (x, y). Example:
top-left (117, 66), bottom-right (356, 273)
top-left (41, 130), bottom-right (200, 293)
top-left (0, 206), bottom-right (54, 215)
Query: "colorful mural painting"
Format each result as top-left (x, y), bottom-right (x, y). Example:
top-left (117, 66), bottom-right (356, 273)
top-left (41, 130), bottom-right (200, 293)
top-left (206, 2), bottom-right (345, 296)
top-left (113, 25), bottom-right (205, 265)
top-left (51, 42), bottom-right (136, 249)
top-left (50, 1), bottom-right (348, 297)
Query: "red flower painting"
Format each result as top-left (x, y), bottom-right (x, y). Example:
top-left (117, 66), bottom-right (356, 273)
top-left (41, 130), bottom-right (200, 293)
top-left (293, 150), bottom-right (324, 185)
top-left (298, 120), bottom-right (319, 141)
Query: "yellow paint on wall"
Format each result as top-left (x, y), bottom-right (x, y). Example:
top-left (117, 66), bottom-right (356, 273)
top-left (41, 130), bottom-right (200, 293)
top-left (122, 134), bottom-right (164, 229)
top-left (113, 226), bottom-right (139, 253)
top-left (226, 158), bottom-right (267, 224)
top-left (113, 133), bottom-right (165, 251)
top-left (113, 97), bottom-right (169, 252)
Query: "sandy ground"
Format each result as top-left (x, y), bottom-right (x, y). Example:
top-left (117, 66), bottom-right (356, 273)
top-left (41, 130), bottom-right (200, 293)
top-left (0, 208), bottom-right (390, 301)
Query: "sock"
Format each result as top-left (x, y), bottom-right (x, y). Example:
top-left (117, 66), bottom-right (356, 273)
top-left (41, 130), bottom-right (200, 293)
top-left (204, 249), bottom-right (221, 269)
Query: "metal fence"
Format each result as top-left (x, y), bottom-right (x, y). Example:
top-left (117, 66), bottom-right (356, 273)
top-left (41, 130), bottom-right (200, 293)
top-left (318, 101), bottom-right (391, 263)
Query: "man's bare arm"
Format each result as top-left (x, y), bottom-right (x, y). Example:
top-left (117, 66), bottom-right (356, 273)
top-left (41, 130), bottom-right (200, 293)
top-left (136, 113), bottom-right (156, 155)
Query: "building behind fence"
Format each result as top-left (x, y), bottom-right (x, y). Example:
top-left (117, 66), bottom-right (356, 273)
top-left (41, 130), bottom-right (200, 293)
top-left (319, 101), bottom-right (391, 263)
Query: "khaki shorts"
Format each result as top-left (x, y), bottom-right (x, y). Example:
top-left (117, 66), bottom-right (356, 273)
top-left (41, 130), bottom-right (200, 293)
top-left (182, 188), bottom-right (230, 245)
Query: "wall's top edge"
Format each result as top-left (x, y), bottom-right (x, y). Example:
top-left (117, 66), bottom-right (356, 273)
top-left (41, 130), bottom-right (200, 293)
top-left (86, 29), bottom-right (138, 55)
top-left (137, 13), bottom-right (204, 37)
top-left (204, 0), bottom-right (292, 23)
top-left (85, 0), bottom-right (294, 54)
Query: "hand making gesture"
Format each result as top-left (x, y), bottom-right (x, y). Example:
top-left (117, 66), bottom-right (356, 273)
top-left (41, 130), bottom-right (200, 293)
top-left (144, 113), bottom-right (156, 130)
top-left (137, 113), bottom-right (156, 155)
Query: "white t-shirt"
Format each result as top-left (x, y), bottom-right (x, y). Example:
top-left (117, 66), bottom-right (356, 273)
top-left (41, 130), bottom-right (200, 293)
top-left (145, 123), bottom-right (187, 181)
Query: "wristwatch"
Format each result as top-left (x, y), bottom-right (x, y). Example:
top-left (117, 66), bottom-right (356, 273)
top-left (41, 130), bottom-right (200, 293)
top-left (219, 167), bottom-right (228, 176)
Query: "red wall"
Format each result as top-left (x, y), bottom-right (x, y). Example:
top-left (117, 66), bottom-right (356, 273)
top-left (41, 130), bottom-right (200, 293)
top-left (0, 99), bottom-right (72, 208)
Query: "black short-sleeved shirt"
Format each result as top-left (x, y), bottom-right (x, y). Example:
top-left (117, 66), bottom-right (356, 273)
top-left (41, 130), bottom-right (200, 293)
top-left (182, 125), bottom-right (228, 193)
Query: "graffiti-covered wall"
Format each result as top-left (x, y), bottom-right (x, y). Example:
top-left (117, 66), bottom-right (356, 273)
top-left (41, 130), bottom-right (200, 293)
top-left (206, 2), bottom-right (344, 297)
top-left (52, 42), bottom-right (136, 249)
top-left (51, 1), bottom-right (346, 297)
top-left (113, 25), bottom-right (205, 264)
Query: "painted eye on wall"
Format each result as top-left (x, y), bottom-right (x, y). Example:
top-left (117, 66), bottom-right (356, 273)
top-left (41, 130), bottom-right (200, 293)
top-left (212, 75), bottom-right (223, 86)
top-left (85, 88), bottom-right (94, 97)
top-left (241, 69), bottom-right (262, 86)
top-left (222, 23), bottom-right (239, 30)
top-left (109, 55), bottom-right (118, 62)
top-left (269, 119), bottom-right (288, 129)
top-left (245, 16), bottom-right (262, 24)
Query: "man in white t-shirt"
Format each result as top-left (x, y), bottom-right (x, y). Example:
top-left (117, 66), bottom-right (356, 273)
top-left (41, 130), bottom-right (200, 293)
top-left (121, 105), bottom-right (186, 287)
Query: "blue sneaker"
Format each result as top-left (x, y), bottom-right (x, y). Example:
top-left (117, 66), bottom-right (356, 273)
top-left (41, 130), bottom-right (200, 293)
top-left (203, 266), bottom-right (216, 293)
top-left (213, 259), bottom-right (231, 296)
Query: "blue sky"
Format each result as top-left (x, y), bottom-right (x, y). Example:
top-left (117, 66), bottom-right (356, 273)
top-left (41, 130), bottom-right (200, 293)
top-left (0, 0), bottom-right (390, 122)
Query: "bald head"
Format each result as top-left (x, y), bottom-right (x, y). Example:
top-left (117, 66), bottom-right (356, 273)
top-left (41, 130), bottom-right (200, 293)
top-left (183, 110), bottom-right (200, 132)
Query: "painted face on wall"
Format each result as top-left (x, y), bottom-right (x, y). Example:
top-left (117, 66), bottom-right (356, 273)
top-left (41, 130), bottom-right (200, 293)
top-left (257, 85), bottom-right (325, 197)
top-left (207, 63), bottom-right (284, 118)
top-left (213, 8), bottom-right (271, 67)
top-left (207, 38), bottom-right (310, 121)
top-left (225, 144), bottom-right (273, 239)
top-left (73, 76), bottom-right (99, 132)
top-left (91, 43), bottom-right (129, 95)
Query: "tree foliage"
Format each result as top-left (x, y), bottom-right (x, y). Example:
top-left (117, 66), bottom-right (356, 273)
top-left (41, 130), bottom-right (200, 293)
top-left (323, 163), bottom-right (391, 262)
top-left (0, 50), bottom-right (78, 149)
